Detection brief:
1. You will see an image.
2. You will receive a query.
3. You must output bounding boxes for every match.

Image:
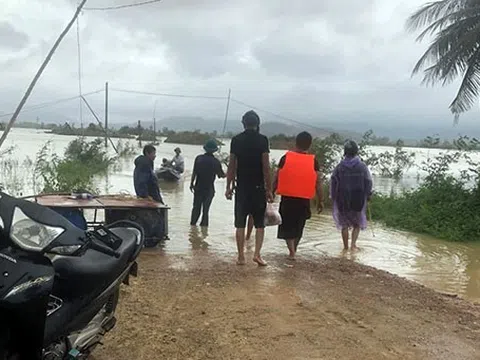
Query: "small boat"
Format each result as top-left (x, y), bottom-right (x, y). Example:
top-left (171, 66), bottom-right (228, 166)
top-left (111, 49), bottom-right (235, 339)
top-left (156, 166), bottom-right (182, 182)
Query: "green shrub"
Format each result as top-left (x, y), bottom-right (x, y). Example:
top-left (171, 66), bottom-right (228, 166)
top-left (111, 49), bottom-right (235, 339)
top-left (370, 145), bottom-right (480, 242)
top-left (35, 137), bottom-right (116, 194)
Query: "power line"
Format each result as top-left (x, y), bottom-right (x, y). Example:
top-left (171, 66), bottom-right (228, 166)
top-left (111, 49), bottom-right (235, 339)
top-left (84, 0), bottom-right (162, 11)
top-left (110, 88), bottom-right (227, 100)
top-left (0, 90), bottom-right (103, 118)
top-left (76, 12), bottom-right (83, 128)
top-left (229, 98), bottom-right (325, 131)
top-left (0, 0), bottom-right (88, 150)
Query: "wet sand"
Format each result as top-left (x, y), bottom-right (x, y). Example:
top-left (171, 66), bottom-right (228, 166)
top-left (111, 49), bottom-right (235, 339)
top-left (94, 252), bottom-right (480, 360)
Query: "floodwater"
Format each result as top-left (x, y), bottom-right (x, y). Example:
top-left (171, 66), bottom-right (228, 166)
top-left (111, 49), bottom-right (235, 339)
top-left (2, 128), bottom-right (480, 301)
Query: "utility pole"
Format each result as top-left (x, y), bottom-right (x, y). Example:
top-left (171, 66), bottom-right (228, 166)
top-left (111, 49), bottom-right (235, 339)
top-left (137, 120), bottom-right (142, 148)
top-left (0, 0), bottom-right (88, 150)
top-left (153, 99), bottom-right (158, 144)
top-left (221, 88), bottom-right (231, 136)
top-left (104, 81), bottom-right (108, 147)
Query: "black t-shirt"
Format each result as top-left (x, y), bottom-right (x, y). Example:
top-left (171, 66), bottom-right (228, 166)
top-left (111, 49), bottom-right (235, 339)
top-left (193, 153), bottom-right (225, 192)
top-left (230, 129), bottom-right (270, 190)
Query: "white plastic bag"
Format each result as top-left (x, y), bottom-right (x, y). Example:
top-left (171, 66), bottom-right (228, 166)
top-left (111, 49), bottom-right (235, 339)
top-left (264, 203), bottom-right (282, 227)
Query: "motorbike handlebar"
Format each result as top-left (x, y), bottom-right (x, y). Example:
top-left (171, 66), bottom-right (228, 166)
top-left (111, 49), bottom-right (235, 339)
top-left (89, 239), bottom-right (121, 258)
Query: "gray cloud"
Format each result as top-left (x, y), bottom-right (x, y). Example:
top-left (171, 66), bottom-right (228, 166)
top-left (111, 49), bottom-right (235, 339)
top-left (0, 22), bottom-right (29, 49)
top-left (0, 0), bottom-right (475, 137)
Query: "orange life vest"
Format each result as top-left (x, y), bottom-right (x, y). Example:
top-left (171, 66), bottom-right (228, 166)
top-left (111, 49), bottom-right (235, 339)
top-left (277, 151), bottom-right (317, 199)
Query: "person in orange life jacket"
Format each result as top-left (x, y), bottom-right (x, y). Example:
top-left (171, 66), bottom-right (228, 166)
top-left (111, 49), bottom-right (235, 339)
top-left (273, 131), bottom-right (324, 261)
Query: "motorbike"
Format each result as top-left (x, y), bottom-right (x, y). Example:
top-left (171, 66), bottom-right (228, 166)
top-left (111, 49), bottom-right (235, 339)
top-left (0, 191), bottom-right (145, 359)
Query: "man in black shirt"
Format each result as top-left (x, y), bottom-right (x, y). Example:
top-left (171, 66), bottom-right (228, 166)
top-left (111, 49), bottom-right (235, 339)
top-left (190, 139), bottom-right (225, 227)
top-left (133, 144), bottom-right (164, 204)
top-left (226, 110), bottom-right (273, 266)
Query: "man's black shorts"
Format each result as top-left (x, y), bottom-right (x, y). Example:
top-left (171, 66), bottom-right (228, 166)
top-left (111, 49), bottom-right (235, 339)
top-left (234, 186), bottom-right (266, 229)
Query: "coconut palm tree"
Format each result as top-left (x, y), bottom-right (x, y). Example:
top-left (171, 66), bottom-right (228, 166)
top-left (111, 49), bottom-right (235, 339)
top-left (406, 0), bottom-right (480, 120)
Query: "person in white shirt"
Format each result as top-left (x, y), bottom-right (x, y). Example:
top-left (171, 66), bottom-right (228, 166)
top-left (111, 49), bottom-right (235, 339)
top-left (170, 147), bottom-right (185, 174)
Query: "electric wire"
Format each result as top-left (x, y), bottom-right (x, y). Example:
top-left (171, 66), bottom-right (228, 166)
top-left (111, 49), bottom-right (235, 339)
top-left (84, 0), bottom-right (162, 11)
top-left (0, 90), bottom-right (104, 118)
top-left (110, 88), bottom-right (227, 100)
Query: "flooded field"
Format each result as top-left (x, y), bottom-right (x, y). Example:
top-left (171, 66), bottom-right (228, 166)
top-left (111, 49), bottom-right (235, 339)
top-left (2, 128), bottom-right (480, 301)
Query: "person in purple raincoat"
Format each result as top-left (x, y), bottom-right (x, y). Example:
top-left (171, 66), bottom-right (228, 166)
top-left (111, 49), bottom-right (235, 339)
top-left (330, 140), bottom-right (373, 251)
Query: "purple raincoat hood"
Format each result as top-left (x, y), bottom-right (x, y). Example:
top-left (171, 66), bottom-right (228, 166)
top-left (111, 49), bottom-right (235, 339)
top-left (340, 156), bottom-right (361, 168)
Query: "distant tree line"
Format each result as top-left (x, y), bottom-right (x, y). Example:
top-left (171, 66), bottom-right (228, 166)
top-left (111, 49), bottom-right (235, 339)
top-left (4, 120), bottom-right (479, 150)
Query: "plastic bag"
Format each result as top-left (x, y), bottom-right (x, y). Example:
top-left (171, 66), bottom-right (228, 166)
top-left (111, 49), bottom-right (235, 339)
top-left (264, 203), bottom-right (282, 227)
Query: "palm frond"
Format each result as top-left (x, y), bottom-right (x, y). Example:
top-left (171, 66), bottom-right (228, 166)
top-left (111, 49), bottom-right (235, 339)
top-left (411, 14), bottom-right (480, 77)
top-left (408, 0), bottom-right (480, 118)
top-left (449, 48), bottom-right (480, 118)
top-left (415, 7), bottom-right (480, 41)
top-left (414, 18), bottom-right (480, 84)
top-left (406, 0), bottom-right (467, 32)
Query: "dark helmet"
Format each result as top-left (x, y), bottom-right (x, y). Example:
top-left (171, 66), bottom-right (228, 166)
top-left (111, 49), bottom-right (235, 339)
top-left (241, 110), bottom-right (260, 128)
top-left (344, 139), bottom-right (359, 157)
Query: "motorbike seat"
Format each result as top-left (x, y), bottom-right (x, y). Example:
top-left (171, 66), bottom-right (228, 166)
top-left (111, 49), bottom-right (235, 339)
top-left (51, 227), bottom-right (140, 298)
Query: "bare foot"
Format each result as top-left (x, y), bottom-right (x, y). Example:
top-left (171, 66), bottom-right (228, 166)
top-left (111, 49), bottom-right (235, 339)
top-left (287, 255), bottom-right (296, 261)
top-left (253, 256), bottom-right (267, 266)
top-left (351, 245), bottom-right (360, 251)
top-left (236, 257), bottom-right (246, 265)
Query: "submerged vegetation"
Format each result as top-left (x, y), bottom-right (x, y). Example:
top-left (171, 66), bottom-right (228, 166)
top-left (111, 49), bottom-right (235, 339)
top-left (0, 137), bottom-right (135, 195)
top-left (35, 138), bottom-right (115, 193)
top-left (371, 137), bottom-right (480, 242)
top-left (164, 130), bottom-right (223, 146)
top-left (49, 122), bottom-right (131, 138)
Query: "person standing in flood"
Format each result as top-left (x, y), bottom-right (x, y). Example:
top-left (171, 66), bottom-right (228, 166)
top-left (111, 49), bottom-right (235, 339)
top-left (330, 140), bottom-right (373, 251)
top-left (273, 131), bottom-right (323, 260)
top-left (226, 110), bottom-right (273, 266)
top-left (133, 144), bottom-right (164, 204)
top-left (190, 139), bottom-right (225, 227)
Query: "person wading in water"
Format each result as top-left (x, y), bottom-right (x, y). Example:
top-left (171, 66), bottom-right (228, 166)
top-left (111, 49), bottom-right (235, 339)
top-left (190, 139), bottom-right (225, 227)
top-left (273, 131), bottom-right (324, 260)
top-left (226, 110), bottom-right (273, 266)
top-left (330, 140), bottom-right (373, 250)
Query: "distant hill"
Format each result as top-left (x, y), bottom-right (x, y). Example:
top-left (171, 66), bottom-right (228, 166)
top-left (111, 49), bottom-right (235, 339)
top-left (13, 109), bottom-right (479, 142)
top-left (118, 117), bottom-right (363, 140)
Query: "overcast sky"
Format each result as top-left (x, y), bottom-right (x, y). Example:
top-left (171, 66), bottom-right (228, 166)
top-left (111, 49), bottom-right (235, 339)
top-left (0, 0), bottom-right (479, 132)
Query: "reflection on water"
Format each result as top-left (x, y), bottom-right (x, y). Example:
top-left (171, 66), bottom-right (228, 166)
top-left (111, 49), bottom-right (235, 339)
top-left (188, 226), bottom-right (210, 250)
top-left (3, 129), bottom-right (480, 301)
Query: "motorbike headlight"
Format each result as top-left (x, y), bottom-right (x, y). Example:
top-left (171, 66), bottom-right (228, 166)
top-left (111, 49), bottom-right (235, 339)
top-left (10, 206), bottom-right (65, 252)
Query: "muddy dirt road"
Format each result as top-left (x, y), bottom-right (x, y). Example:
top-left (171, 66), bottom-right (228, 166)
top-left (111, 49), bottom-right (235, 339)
top-left (94, 253), bottom-right (480, 360)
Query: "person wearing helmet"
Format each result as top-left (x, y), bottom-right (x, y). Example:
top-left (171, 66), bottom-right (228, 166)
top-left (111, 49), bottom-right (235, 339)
top-left (225, 110), bottom-right (273, 266)
top-left (190, 139), bottom-right (225, 227)
top-left (170, 147), bottom-right (185, 174)
top-left (330, 140), bottom-right (373, 250)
